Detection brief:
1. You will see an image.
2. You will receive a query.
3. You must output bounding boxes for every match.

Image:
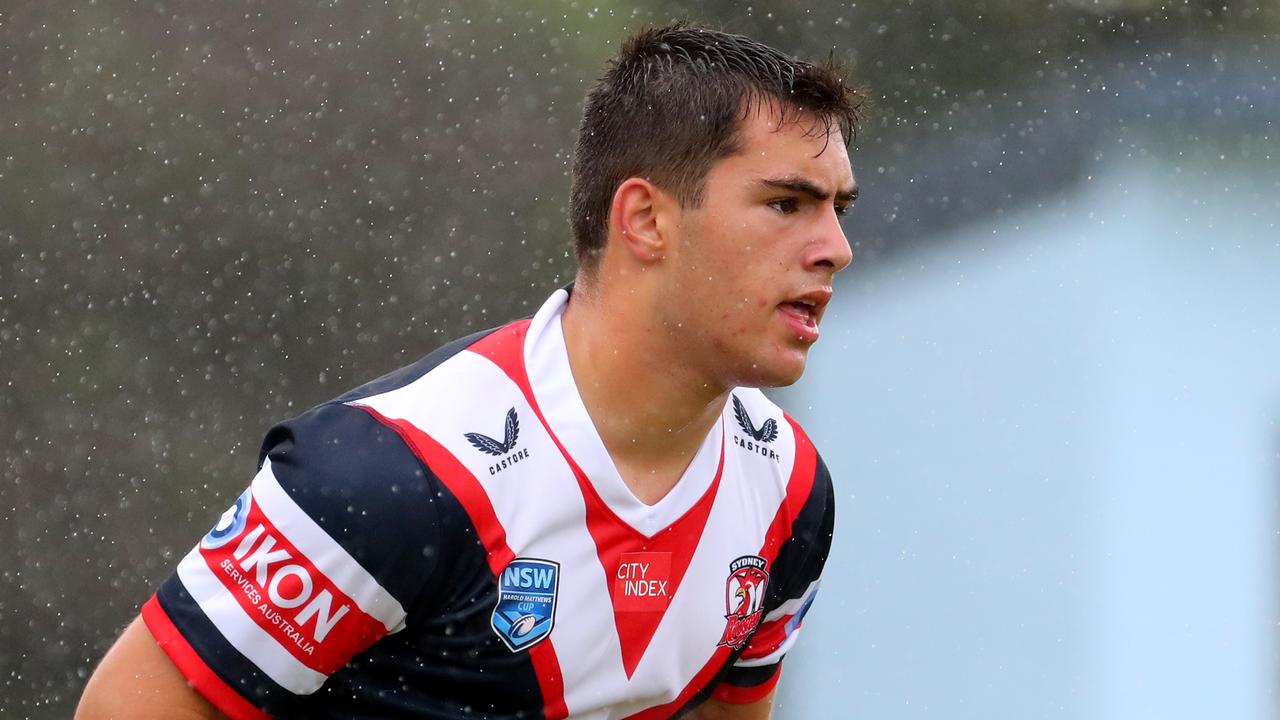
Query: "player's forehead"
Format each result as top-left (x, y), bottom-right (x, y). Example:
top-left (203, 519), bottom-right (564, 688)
top-left (718, 103), bottom-right (854, 188)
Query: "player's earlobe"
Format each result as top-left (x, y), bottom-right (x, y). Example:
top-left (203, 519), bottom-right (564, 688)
top-left (610, 178), bottom-right (667, 264)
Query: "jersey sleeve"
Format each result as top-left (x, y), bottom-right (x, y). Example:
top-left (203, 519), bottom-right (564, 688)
top-left (711, 451), bottom-right (836, 705)
top-left (141, 401), bottom-right (451, 719)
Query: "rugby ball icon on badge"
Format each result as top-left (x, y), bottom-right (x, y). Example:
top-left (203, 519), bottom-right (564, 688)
top-left (491, 558), bottom-right (560, 652)
top-left (510, 614), bottom-right (539, 639)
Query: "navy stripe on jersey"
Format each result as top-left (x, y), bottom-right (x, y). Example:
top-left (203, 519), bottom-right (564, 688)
top-left (257, 402), bottom-right (451, 615)
top-left (309, 567), bottom-right (547, 719)
top-left (762, 451), bottom-right (834, 615)
top-left (717, 662), bottom-right (781, 690)
top-left (155, 575), bottom-right (300, 716)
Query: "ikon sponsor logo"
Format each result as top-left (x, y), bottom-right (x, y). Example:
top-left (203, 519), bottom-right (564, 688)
top-left (198, 492), bottom-right (358, 662)
top-left (219, 524), bottom-right (350, 650)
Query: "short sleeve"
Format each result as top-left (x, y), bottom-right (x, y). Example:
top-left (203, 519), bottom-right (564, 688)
top-left (142, 402), bottom-right (450, 719)
top-left (711, 452), bottom-right (835, 704)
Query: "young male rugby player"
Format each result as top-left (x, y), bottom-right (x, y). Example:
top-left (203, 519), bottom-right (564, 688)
top-left (78, 23), bottom-right (864, 720)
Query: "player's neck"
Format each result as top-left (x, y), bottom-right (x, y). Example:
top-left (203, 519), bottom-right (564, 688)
top-left (560, 283), bottom-right (729, 505)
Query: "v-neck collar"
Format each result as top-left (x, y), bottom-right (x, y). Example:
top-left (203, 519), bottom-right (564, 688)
top-left (522, 289), bottom-right (725, 538)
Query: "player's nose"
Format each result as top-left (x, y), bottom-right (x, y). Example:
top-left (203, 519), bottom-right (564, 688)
top-left (808, 206), bottom-right (853, 274)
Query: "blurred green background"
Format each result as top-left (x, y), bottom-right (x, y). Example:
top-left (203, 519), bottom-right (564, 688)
top-left (2, 1), bottom-right (1276, 717)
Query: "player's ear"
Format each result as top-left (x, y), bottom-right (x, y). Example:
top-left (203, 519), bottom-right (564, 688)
top-left (609, 178), bottom-right (671, 265)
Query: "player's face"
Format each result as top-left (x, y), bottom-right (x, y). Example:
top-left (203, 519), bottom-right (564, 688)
top-left (663, 107), bottom-right (856, 389)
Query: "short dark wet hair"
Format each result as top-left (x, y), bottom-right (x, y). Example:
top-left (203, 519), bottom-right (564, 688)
top-left (569, 23), bottom-right (867, 273)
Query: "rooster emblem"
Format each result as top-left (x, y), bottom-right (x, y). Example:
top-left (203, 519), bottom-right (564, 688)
top-left (717, 555), bottom-right (770, 649)
top-left (730, 574), bottom-right (765, 616)
top-left (732, 395), bottom-right (778, 444)
top-left (465, 407), bottom-right (520, 456)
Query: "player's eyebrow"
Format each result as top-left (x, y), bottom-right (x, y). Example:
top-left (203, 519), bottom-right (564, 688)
top-left (759, 176), bottom-right (860, 204)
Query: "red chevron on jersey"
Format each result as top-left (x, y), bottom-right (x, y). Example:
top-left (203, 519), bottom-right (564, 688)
top-left (470, 320), bottom-right (726, 679)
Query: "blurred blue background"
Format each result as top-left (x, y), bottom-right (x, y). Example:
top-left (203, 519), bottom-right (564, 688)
top-left (783, 150), bottom-right (1278, 718)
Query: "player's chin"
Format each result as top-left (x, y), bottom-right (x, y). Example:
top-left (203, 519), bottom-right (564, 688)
top-left (742, 348), bottom-right (809, 389)
top-left (774, 355), bottom-right (809, 387)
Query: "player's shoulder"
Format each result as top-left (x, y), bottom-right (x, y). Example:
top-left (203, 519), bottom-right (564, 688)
top-left (249, 323), bottom-right (525, 609)
top-left (259, 322), bottom-right (504, 477)
top-left (331, 324), bottom-right (507, 406)
top-left (726, 387), bottom-right (832, 494)
top-left (265, 317), bottom-right (523, 456)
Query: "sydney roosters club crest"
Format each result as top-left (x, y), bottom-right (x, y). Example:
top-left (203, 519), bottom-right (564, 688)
top-left (717, 555), bottom-right (769, 650)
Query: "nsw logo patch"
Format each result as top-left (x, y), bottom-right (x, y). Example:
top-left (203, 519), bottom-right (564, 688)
top-left (491, 558), bottom-right (559, 652)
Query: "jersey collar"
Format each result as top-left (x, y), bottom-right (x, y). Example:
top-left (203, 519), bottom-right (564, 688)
top-left (522, 289), bottom-right (724, 538)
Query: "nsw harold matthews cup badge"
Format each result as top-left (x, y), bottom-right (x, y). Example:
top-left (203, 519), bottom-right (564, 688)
top-left (491, 558), bottom-right (560, 652)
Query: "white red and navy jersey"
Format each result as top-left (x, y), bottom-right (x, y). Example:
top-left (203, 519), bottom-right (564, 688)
top-left (144, 288), bottom-right (835, 719)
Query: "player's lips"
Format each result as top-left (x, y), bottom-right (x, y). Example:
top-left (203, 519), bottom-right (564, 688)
top-left (777, 288), bottom-right (832, 343)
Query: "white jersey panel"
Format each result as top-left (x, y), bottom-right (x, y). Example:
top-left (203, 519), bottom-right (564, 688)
top-left (349, 350), bottom-right (627, 718)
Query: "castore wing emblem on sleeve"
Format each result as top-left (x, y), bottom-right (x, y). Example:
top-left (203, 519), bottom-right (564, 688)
top-left (465, 407), bottom-right (520, 456)
top-left (732, 395), bottom-right (778, 444)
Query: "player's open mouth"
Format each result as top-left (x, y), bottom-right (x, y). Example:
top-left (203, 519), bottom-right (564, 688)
top-left (778, 300), bottom-right (820, 342)
top-left (779, 301), bottom-right (817, 325)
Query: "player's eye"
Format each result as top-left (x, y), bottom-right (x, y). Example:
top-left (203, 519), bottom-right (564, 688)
top-left (768, 197), bottom-right (799, 214)
top-left (834, 202), bottom-right (851, 217)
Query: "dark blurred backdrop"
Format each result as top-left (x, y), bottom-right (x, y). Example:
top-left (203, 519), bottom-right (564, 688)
top-left (2, 1), bottom-right (1276, 717)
